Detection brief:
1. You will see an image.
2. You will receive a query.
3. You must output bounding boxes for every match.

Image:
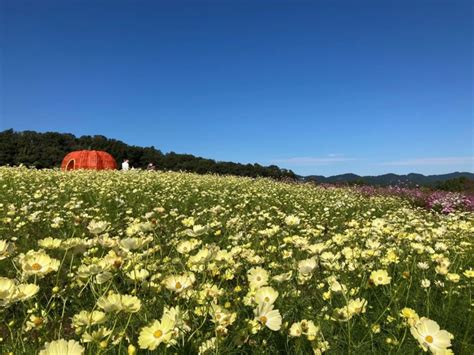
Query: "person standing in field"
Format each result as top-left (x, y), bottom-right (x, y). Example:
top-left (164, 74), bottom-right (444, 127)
top-left (121, 159), bottom-right (130, 171)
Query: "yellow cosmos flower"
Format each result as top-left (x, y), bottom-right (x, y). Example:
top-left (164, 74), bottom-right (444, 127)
top-left (285, 215), bottom-right (300, 226)
top-left (126, 268), bottom-right (150, 282)
top-left (82, 327), bottom-right (112, 343)
top-left (121, 294), bottom-right (142, 313)
top-left (73, 310), bottom-right (107, 331)
top-left (16, 283), bottom-right (39, 301)
top-left (37, 237), bottom-right (62, 249)
top-left (300, 319), bottom-right (319, 341)
top-left (163, 273), bottom-right (195, 293)
top-left (39, 339), bottom-right (84, 355)
top-left (446, 273), bottom-right (460, 283)
top-left (26, 314), bottom-right (47, 331)
top-left (254, 286), bottom-right (279, 306)
top-left (463, 269), bottom-right (474, 278)
top-left (400, 307), bottom-right (419, 326)
top-left (97, 292), bottom-right (123, 313)
top-left (87, 220), bottom-right (109, 235)
top-left (247, 267), bottom-right (269, 289)
top-left (254, 303), bottom-right (282, 331)
top-left (272, 271), bottom-right (293, 283)
top-left (410, 317), bottom-right (454, 354)
top-left (289, 322), bottom-right (303, 337)
top-left (298, 257), bottom-right (317, 277)
top-left (19, 250), bottom-right (60, 278)
top-left (138, 317), bottom-right (175, 350)
top-left (0, 277), bottom-right (18, 306)
top-left (0, 240), bottom-right (14, 260)
top-left (176, 239), bottom-right (201, 254)
top-left (370, 270), bottom-right (391, 286)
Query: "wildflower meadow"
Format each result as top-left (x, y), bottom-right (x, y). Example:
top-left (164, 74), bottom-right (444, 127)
top-left (0, 167), bottom-right (472, 354)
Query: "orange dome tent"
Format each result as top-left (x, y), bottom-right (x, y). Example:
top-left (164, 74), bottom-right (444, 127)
top-left (61, 150), bottom-right (117, 171)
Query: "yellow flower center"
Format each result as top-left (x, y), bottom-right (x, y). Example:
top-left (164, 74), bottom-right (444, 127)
top-left (175, 282), bottom-right (182, 289)
top-left (425, 335), bottom-right (434, 343)
top-left (153, 329), bottom-right (163, 338)
top-left (378, 277), bottom-right (383, 281)
top-left (33, 318), bottom-right (43, 326)
top-left (256, 276), bottom-right (261, 281)
top-left (264, 297), bottom-right (270, 302)
top-left (259, 316), bottom-right (267, 324)
top-left (31, 263), bottom-right (42, 271)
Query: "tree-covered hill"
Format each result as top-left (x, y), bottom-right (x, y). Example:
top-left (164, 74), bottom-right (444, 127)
top-left (302, 172), bottom-right (474, 191)
top-left (0, 129), bottom-right (296, 179)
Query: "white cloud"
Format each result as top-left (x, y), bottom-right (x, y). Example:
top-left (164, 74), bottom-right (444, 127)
top-left (273, 155), bottom-right (356, 166)
top-left (380, 156), bottom-right (474, 166)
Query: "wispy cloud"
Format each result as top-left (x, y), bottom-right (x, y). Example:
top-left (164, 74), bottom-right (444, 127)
top-left (380, 156), bottom-right (474, 166)
top-left (273, 155), bottom-right (356, 166)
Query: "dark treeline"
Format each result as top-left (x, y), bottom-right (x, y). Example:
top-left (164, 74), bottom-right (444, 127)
top-left (0, 129), bottom-right (296, 179)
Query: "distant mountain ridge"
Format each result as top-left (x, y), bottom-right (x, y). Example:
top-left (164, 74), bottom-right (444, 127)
top-left (302, 172), bottom-right (474, 186)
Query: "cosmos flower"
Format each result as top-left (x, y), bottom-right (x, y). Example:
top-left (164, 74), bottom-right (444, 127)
top-left (400, 307), bottom-right (419, 326)
top-left (289, 322), bottom-right (303, 337)
top-left (82, 327), bottom-right (112, 343)
top-left (0, 277), bottom-right (18, 306)
top-left (272, 271), bottom-right (293, 283)
top-left (247, 267), bottom-right (269, 289)
top-left (285, 215), bottom-right (301, 226)
top-left (298, 257), bottom-right (317, 276)
top-left (39, 339), bottom-right (84, 355)
top-left (163, 273), bottom-right (195, 293)
top-left (97, 292), bottom-right (124, 313)
top-left (87, 220), bottom-right (109, 235)
top-left (73, 310), bottom-right (107, 331)
top-left (16, 283), bottom-right (39, 301)
top-left (410, 317), bottom-right (454, 354)
top-left (0, 240), bottom-right (14, 260)
top-left (370, 270), bottom-right (391, 286)
top-left (254, 303), bottom-right (282, 331)
top-left (254, 286), bottom-right (279, 306)
top-left (138, 317), bottom-right (176, 350)
top-left (121, 294), bottom-right (142, 313)
top-left (18, 250), bottom-right (60, 278)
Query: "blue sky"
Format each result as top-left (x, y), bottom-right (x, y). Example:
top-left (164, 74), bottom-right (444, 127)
top-left (1, 0), bottom-right (473, 176)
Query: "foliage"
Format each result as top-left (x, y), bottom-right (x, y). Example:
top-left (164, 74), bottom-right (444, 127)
top-left (0, 129), bottom-right (295, 179)
top-left (0, 167), bottom-right (473, 354)
top-left (304, 173), bottom-right (474, 190)
top-left (435, 177), bottom-right (474, 193)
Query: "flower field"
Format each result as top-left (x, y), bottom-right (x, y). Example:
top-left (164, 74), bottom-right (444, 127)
top-left (0, 167), bottom-right (473, 354)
